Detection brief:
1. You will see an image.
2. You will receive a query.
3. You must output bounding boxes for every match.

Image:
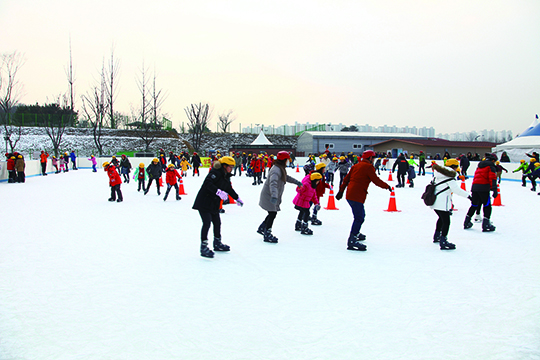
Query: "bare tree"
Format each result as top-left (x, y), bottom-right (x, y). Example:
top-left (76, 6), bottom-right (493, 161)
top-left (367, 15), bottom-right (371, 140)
top-left (81, 63), bottom-right (107, 155)
top-left (65, 37), bottom-right (76, 114)
top-left (131, 62), bottom-right (158, 152)
top-left (218, 110), bottom-right (236, 133)
top-left (185, 102), bottom-right (212, 152)
top-left (150, 67), bottom-right (167, 128)
top-left (43, 94), bottom-right (74, 157)
top-left (105, 45), bottom-right (120, 129)
top-left (0, 51), bottom-right (25, 153)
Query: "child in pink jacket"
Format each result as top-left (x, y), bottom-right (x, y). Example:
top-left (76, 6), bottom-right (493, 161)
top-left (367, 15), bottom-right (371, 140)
top-left (293, 172), bottom-right (321, 235)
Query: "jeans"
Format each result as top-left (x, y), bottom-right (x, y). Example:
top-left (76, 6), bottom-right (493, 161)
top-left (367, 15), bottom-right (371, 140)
top-left (347, 199), bottom-right (365, 236)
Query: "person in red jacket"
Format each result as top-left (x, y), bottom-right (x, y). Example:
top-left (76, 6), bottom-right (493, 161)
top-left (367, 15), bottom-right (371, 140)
top-left (464, 153), bottom-right (498, 232)
top-left (103, 161), bottom-right (123, 202)
top-left (251, 154), bottom-right (264, 185)
top-left (40, 151), bottom-right (49, 176)
top-left (6, 156), bottom-right (16, 183)
top-left (163, 164), bottom-right (182, 201)
top-left (336, 150), bottom-right (392, 251)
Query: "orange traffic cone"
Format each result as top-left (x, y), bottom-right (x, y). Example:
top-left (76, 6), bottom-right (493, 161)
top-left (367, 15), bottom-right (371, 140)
top-left (296, 164), bottom-right (299, 172)
top-left (178, 177), bottom-right (187, 195)
top-left (241, 164), bottom-right (244, 172)
top-left (460, 176), bottom-right (466, 191)
top-left (228, 194), bottom-right (236, 204)
top-left (324, 187), bottom-right (339, 210)
top-left (388, 170), bottom-right (393, 181)
top-left (384, 187), bottom-right (401, 212)
top-left (406, 178), bottom-right (410, 184)
top-left (159, 176), bottom-right (163, 187)
top-left (493, 183), bottom-right (503, 206)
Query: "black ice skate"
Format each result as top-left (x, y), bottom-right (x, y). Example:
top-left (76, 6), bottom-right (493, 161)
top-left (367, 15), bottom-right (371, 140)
top-left (213, 237), bottom-right (230, 251)
top-left (347, 235), bottom-right (367, 251)
top-left (200, 240), bottom-right (214, 258)
top-left (464, 216), bottom-right (473, 229)
top-left (263, 229), bottom-right (278, 243)
top-left (295, 220), bottom-right (302, 232)
top-left (257, 222), bottom-right (266, 235)
top-left (482, 218), bottom-right (496, 232)
top-left (439, 236), bottom-right (456, 250)
top-left (310, 215), bottom-right (322, 226)
top-left (433, 230), bottom-right (441, 243)
top-left (300, 222), bottom-right (313, 235)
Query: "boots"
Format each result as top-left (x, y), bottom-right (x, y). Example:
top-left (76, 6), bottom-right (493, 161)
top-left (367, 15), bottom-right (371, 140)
top-left (263, 229), bottom-right (278, 243)
top-left (200, 240), bottom-right (214, 258)
top-left (433, 230), bottom-right (441, 243)
top-left (310, 215), bottom-right (322, 226)
top-left (347, 234), bottom-right (367, 251)
top-left (439, 236), bottom-right (456, 250)
top-left (257, 222), bottom-right (266, 235)
top-left (295, 220), bottom-right (302, 231)
top-left (464, 215), bottom-right (473, 229)
top-left (482, 218), bottom-right (496, 232)
top-left (300, 222), bottom-right (313, 235)
top-left (213, 237), bottom-right (230, 251)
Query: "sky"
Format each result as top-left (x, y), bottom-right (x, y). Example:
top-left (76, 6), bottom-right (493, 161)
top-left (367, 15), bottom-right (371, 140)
top-left (1, 0), bottom-right (539, 135)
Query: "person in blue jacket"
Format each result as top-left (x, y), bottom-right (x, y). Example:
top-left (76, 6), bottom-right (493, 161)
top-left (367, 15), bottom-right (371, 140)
top-left (69, 151), bottom-right (78, 170)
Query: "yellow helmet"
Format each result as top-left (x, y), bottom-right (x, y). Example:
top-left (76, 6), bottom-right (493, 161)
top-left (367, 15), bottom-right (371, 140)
top-left (220, 156), bottom-right (235, 166)
top-left (496, 161), bottom-right (500, 165)
top-left (445, 159), bottom-right (459, 167)
top-left (531, 158), bottom-right (536, 162)
top-left (139, 163), bottom-right (145, 168)
top-left (332, 157), bottom-right (338, 161)
top-left (535, 162), bottom-right (540, 168)
top-left (315, 163), bottom-right (326, 170)
top-left (153, 158), bottom-right (159, 163)
top-left (168, 163), bottom-right (175, 168)
top-left (340, 156), bottom-right (345, 160)
top-left (310, 172), bottom-right (322, 181)
top-left (520, 159), bottom-right (525, 163)
top-left (102, 162), bottom-right (110, 167)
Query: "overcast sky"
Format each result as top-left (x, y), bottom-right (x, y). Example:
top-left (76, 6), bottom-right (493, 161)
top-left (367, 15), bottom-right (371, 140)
top-left (2, 0), bottom-right (539, 135)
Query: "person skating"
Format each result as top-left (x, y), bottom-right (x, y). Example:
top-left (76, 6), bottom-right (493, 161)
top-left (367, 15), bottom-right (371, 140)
top-left (336, 156), bottom-right (351, 187)
top-left (51, 156), bottom-right (59, 174)
top-left (418, 151), bottom-right (426, 175)
top-left (192, 156), bottom-right (244, 258)
top-left (59, 156), bottom-right (66, 173)
top-left (120, 155), bottom-right (132, 183)
top-left (251, 154), bottom-right (264, 185)
top-left (6, 156), bottom-right (16, 183)
top-left (63, 152), bottom-right (70, 172)
top-left (257, 151), bottom-right (302, 243)
top-left (69, 151), bottom-right (78, 170)
top-left (430, 159), bottom-right (471, 250)
top-left (292, 172), bottom-right (321, 235)
top-left (15, 155), bottom-right (25, 183)
top-left (326, 157), bottom-right (338, 187)
top-left (463, 153), bottom-right (498, 232)
top-left (513, 159), bottom-right (531, 187)
top-left (145, 158), bottom-right (162, 195)
top-left (103, 161), bottom-right (123, 202)
top-left (88, 155), bottom-right (98, 172)
top-left (309, 162), bottom-right (331, 225)
top-left (407, 163), bottom-right (416, 188)
top-left (336, 150), bottom-right (392, 251)
top-left (392, 153), bottom-right (409, 188)
top-left (179, 157), bottom-right (191, 177)
top-left (525, 162), bottom-right (540, 195)
top-left (134, 163), bottom-right (147, 192)
top-left (191, 152), bottom-right (201, 176)
top-left (459, 154), bottom-right (470, 179)
top-left (495, 161), bottom-right (508, 184)
top-left (233, 152), bottom-right (242, 176)
top-left (40, 151), bottom-right (49, 175)
top-left (163, 164), bottom-right (182, 201)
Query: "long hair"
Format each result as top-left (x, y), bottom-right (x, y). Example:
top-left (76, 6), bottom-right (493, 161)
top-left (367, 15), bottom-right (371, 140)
top-left (272, 158), bottom-right (288, 182)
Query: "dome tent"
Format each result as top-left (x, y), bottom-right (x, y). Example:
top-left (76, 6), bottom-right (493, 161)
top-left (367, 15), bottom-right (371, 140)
top-left (494, 115), bottom-right (540, 162)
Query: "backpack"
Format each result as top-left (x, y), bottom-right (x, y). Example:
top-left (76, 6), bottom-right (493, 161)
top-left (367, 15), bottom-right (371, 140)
top-left (421, 178), bottom-right (452, 206)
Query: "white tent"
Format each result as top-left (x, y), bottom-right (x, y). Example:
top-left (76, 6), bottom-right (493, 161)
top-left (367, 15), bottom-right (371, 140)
top-left (251, 131), bottom-right (273, 145)
top-left (494, 116), bottom-right (540, 162)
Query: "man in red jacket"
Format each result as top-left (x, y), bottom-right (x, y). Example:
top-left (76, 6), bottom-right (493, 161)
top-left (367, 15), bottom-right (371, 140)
top-left (464, 153), bottom-right (498, 232)
top-left (336, 150), bottom-right (392, 251)
top-left (103, 161), bottom-right (123, 202)
top-left (40, 151), bottom-right (49, 176)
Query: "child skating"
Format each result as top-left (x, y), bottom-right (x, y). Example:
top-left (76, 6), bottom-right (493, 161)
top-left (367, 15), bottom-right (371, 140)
top-left (293, 172), bottom-right (321, 235)
top-left (163, 164), bottom-right (182, 201)
top-left (103, 161), bottom-right (123, 202)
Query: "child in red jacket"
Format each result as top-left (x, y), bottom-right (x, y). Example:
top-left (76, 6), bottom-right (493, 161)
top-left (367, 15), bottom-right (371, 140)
top-left (103, 161), bottom-right (123, 202)
top-left (163, 164), bottom-right (182, 201)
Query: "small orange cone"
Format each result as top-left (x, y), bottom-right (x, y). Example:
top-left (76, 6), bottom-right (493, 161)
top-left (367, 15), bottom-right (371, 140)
top-left (384, 187), bottom-right (401, 212)
top-left (388, 170), bottom-right (393, 181)
top-left (493, 183), bottom-right (503, 206)
top-left (178, 177), bottom-right (187, 195)
top-left (158, 176), bottom-right (163, 187)
top-left (460, 176), bottom-right (466, 191)
top-left (324, 187), bottom-right (339, 210)
top-left (406, 178), bottom-right (410, 184)
top-left (296, 164), bottom-right (299, 173)
top-left (228, 194), bottom-right (236, 204)
top-left (241, 164), bottom-right (244, 171)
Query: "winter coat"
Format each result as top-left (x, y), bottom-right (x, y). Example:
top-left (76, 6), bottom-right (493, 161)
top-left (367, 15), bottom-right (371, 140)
top-left (106, 165), bottom-right (122, 186)
top-left (135, 167), bottom-right (147, 181)
top-left (292, 174), bottom-right (319, 209)
top-left (471, 160), bottom-right (497, 192)
top-left (336, 161), bottom-right (351, 174)
top-left (180, 159), bottom-right (191, 171)
top-left (392, 156), bottom-right (409, 175)
top-left (193, 161), bottom-right (239, 214)
top-left (528, 167), bottom-right (540, 179)
top-left (430, 164), bottom-right (469, 212)
top-left (326, 162), bottom-right (337, 174)
top-left (52, 158), bottom-right (58, 166)
top-left (6, 158), bottom-right (15, 171)
top-left (88, 157), bottom-right (97, 165)
top-left (259, 165), bottom-right (302, 212)
top-left (418, 153), bottom-right (426, 164)
top-left (460, 156), bottom-right (470, 169)
top-left (165, 168), bottom-right (182, 185)
top-left (192, 154), bottom-right (202, 167)
top-left (339, 159), bottom-right (390, 204)
top-left (513, 162), bottom-right (530, 174)
top-left (69, 152), bottom-right (76, 162)
top-left (407, 166), bottom-right (416, 180)
top-left (251, 158), bottom-right (263, 173)
top-left (15, 158), bottom-right (25, 172)
top-left (120, 158), bottom-right (132, 173)
top-left (312, 171), bottom-right (331, 198)
top-left (146, 163), bottom-right (162, 179)
top-left (234, 156), bottom-right (242, 166)
top-left (40, 152), bottom-right (49, 163)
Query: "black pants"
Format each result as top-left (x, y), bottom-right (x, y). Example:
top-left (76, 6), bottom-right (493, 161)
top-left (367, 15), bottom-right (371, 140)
top-left (17, 171), bottom-right (25, 183)
top-left (466, 191), bottom-right (492, 219)
top-left (418, 162), bottom-right (425, 175)
top-left (41, 162), bottom-right (47, 175)
top-left (339, 172), bottom-right (347, 187)
top-left (8, 170), bottom-right (16, 183)
top-left (110, 184), bottom-right (123, 201)
top-left (327, 172), bottom-right (334, 185)
top-left (199, 211), bottom-right (221, 241)
top-left (296, 206), bottom-right (310, 222)
top-left (71, 160), bottom-right (77, 170)
top-left (264, 211), bottom-right (277, 229)
top-left (434, 209), bottom-right (451, 236)
top-left (397, 173), bottom-right (405, 186)
top-left (193, 166), bottom-right (200, 176)
top-left (461, 165), bottom-right (469, 178)
top-left (253, 172), bottom-right (262, 184)
top-left (164, 183), bottom-right (179, 200)
top-left (147, 178), bottom-right (161, 193)
top-left (137, 178), bottom-right (146, 191)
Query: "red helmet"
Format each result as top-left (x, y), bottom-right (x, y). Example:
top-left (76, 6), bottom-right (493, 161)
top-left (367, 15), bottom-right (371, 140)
top-left (361, 150), bottom-right (376, 160)
top-left (277, 151), bottom-right (290, 160)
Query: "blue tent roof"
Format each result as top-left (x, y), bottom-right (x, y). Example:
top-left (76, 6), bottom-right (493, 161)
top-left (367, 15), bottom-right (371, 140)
top-left (519, 123), bottom-right (540, 137)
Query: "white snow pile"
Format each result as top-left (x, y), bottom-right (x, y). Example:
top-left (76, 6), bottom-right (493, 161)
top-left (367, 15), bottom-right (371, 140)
top-left (0, 166), bottom-right (538, 360)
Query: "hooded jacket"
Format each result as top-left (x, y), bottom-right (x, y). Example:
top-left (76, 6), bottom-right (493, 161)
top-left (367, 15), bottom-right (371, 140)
top-left (292, 174), bottom-right (319, 209)
top-left (259, 165), bottom-right (302, 212)
top-left (106, 165), bottom-right (122, 186)
top-left (192, 161), bottom-right (239, 214)
top-left (471, 160), bottom-right (497, 192)
top-left (430, 164), bottom-right (469, 212)
top-left (339, 159), bottom-right (390, 204)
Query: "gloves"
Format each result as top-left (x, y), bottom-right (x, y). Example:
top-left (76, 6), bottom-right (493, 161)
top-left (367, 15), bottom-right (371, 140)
top-left (314, 204), bottom-right (321, 211)
top-left (492, 190), bottom-right (498, 199)
top-left (216, 189), bottom-right (228, 200)
top-left (467, 195), bottom-right (473, 201)
top-left (388, 187), bottom-right (392, 192)
top-left (336, 191), bottom-right (343, 200)
top-left (237, 198), bottom-right (244, 207)
top-left (270, 197), bottom-right (278, 204)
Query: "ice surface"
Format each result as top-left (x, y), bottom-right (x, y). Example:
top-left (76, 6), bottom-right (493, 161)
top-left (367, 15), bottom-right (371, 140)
top-left (1, 166), bottom-right (539, 360)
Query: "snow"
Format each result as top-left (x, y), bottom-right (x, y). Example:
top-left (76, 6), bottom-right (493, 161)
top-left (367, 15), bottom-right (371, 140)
top-left (1, 163), bottom-right (539, 360)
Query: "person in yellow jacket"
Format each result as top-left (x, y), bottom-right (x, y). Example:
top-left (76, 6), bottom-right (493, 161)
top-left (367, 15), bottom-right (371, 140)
top-left (179, 157), bottom-right (192, 177)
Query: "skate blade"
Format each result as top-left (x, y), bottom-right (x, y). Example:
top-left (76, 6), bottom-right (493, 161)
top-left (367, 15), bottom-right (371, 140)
top-left (347, 246), bottom-right (367, 251)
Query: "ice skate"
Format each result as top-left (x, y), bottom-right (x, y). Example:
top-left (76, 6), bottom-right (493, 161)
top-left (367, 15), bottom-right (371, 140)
top-left (213, 237), bottom-right (230, 252)
top-left (357, 233), bottom-right (366, 241)
top-left (295, 220), bottom-right (302, 231)
top-left (433, 230), bottom-right (441, 243)
top-left (263, 229), bottom-right (278, 243)
top-left (464, 215), bottom-right (473, 229)
top-left (347, 234), bottom-right (367, 251)
top-left (439, 236), bottom-right (456, 250)
top-left (201, 240), bottom-right (214, 258)
top-left (310, 215), bottom-right (322, 226)
top-left (257, 222), bottom-right (266, 235)
top-left (300, 222), bottom-right (313, 235)
top-left (108, 198), bottom-right (115, 202)
top-left (482, 218), bottom-right (496, 232)
top-left (116, 199), bottom-right (123, 203)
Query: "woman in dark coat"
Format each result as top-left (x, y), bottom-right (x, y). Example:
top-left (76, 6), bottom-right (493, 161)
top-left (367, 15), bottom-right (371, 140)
top-left (193, 156), bottom-right (243, 258)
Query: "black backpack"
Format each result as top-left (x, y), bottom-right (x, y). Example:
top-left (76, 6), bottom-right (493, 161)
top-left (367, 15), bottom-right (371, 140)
top-left (421, 178), bottom-right (452, 206)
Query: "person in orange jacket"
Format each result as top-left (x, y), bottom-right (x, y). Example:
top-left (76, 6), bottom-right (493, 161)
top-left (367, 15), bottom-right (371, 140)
top-left (163, 164), bottom-right (182, 201)
top-left (103, 161), bottom-right (123, 202)
top-left (40, 151), bottom-right (49, 176)
top-left (336, 150), bottom-right (391, 251)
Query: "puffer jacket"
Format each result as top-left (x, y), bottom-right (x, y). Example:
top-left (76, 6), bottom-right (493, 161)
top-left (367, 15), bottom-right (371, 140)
top-left (430, 164), bottom-right (469, 212)
top-left (146, 163), bottom-right (162, 179)
top-left (292, 174), bottom-right (319, 209)
top-left (15, 158), bottom-right (25, 172)
top-left (471, 160), bottom-right (497, 192)
top-left (259, 165), bottom-right (302, 212)
top-left (165, 168), bottom-right (181, 185)
top-left (192, 161), bottom-right (239, 214)
top-left (339, 160), bottom-right (390, 204)
top-left (106, 165), bottom-right (122, 186)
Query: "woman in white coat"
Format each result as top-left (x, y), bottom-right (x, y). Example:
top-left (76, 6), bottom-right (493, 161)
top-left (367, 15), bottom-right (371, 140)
top-left (430, 159), bottom-right (470, 250)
